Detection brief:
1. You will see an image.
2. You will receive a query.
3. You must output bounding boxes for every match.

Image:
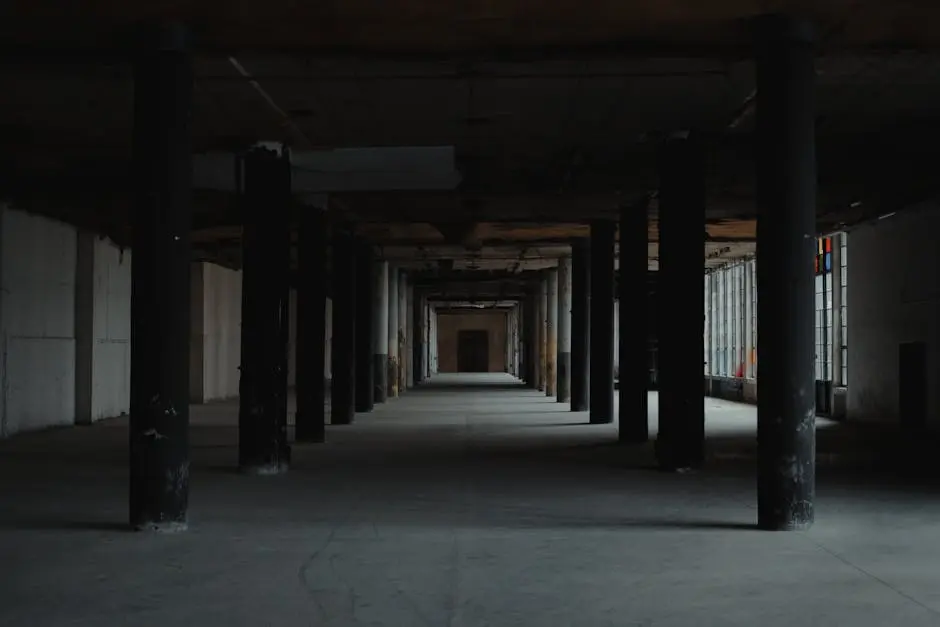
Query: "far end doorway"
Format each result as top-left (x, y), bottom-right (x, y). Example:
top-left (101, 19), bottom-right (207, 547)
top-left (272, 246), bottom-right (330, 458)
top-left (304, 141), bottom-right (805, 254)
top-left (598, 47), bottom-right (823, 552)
top-left (458, 329), bottom-right (490, 372)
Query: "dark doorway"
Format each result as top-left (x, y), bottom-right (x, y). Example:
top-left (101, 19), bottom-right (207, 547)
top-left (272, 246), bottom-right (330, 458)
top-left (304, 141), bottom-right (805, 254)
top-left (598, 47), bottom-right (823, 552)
top-left (899, 341), bottom-right (928, 433)
top-left (458, 330), bottom-right (489, 372)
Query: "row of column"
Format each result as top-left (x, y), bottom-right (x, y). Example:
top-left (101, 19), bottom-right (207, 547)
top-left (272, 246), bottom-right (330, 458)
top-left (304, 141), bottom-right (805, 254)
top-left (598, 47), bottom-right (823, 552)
top-left (511, 15), bottom-right (817, 531)
top-left (130, 14), bottom-right (816, 532)
top-left (328, 252), bottom-right (426, 428)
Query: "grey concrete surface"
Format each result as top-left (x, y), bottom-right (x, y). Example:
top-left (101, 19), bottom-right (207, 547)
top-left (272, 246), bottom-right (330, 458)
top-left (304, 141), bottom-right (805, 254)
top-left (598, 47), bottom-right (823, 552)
top-left (2, 373), bottom-right (940, 626)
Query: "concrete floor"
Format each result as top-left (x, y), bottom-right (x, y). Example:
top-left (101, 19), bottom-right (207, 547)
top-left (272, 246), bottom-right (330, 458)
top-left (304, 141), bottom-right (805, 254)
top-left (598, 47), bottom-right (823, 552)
top-left (2, 373), bottom-right (940, 626)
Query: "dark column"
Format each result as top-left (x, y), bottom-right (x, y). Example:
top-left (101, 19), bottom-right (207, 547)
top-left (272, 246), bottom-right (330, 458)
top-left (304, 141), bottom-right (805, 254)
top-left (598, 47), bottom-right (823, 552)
top-left (655, 134), bottom-right (706, 471)
top-left (570, 239), bottom-right (591, 412)
top-left (755, 15), bottom-right (817, 531)
top-left (387, 266), bottom-right (400, 398)
top-left (373, 261), bottom-right (389, 402)
top-left (330, 226), bottom-right (357, 425)
top-left (520, 294), bottom-right (535, 388)
top-left (355, 243), bottom-right (375, 412)
top-left (556, 257), bottom-right (572, 402)
top-left (538, 275), bottom-right (548, 391)
top-left (237, 144), bottom-right (292, 475)
top-left (413, 289), bottom-right (425, 384)
top-left (589, 222), bottom-right (615, 424)
top-left (129, 23), bottom-right (193, 531)
top-left (237, 149), bottom-right (291, 472)
top-left (527, 292), bottom-right (540, 388)
top-left (619, 202), bottom-right (650, 443)
top-left (294, 207), bottom-right (327, 443)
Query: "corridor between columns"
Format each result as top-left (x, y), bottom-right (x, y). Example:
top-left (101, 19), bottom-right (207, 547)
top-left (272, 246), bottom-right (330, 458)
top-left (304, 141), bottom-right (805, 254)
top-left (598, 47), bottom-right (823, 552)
top-left (1, 374), bottom-right (927, 626)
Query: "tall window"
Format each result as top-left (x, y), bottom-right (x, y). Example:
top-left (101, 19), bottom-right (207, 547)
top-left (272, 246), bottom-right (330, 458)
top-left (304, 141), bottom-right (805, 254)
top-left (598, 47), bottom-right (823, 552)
top-left (813, 236), bottom-right (837, 382)
top-left (702, 241), bottom-right (845, 386)
top-left (702, 259), bottom-right (756, 379)
top-left (749, 260), bottom-right (757, 378)
top-left (840, 234), bottom-right (848, 385)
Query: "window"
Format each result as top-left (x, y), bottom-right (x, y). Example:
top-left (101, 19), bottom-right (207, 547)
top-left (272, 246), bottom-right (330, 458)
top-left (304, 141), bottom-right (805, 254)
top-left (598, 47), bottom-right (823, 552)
top-left (840, 234), bottom-right (848, 385)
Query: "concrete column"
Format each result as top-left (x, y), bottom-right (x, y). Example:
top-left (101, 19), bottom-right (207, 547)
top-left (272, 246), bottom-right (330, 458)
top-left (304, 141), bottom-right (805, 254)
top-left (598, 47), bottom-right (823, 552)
top-left (372, 260), bottom-right (389, 402)
top-left (411, 287), bottom-right (422, 386)
top-left (546, 269), bottom-right (558, 396)
top-left (527, 292), bottom-right (540, 388)
top-left (354, 243), bottom-right (375, 413)
top-left (619, 203), bottom-right (649, 443)
top-left (398, 271), bottom-right (407, 393)
top-left (570, 239), bottom-right (590, 411)
top-left (237, 145), bottom-right (292, 475)
top-left (295, 207), bottom-right (327, 443)
top-left (557, 257), bottom-right (572, 402)
top-left (415, 292), bottom-right (428, 385)
top-left (406, 282), bottom-right (415, 389)
top-left (387, 265), bottom-right (400, 397)
top-left (656, 135), bottom-right (705, 470)
top-left (129, 24), bottom-right (193, 530)
top-left (330, 226), bottom-right (357, 425)
top-left (831, 235), bottom-right (843, 387)
top-left (429, 304), bottom-right (438, 374)
top-left (755, 14), bottom-right (817, 531)
top-left (538, 276), bottom-right (548, 391)
top-left (589, 221), bottom-right (616, 424)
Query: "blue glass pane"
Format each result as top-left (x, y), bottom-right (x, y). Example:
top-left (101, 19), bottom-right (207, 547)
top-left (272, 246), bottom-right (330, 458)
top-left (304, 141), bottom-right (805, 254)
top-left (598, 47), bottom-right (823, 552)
top-left (824, 252), bottom-right (832, 272)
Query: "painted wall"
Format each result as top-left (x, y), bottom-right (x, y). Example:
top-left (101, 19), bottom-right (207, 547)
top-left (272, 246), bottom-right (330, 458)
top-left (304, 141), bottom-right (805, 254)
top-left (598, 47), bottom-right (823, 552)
top-left (437, 311), bottom-right (508, 373)
top-left (190, 262), bottom-right (243, 403)
top-left (75, 234), bottom-right (131, 424)
top-left (0, 207), bottom-right (78, 436)
top-left (847, 205), bottom-right (940, 429)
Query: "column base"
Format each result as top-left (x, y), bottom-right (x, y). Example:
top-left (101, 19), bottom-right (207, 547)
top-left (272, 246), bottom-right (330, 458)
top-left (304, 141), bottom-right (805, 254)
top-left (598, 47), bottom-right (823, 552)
top-left (132, 520), bottom-right (188, 533)
top-left (239, 458), bottom-right (291, 476)
top-left (758, 518), bottom-right (813, 532)
top-left (556, 353), bottom-right (570, 402)
top-left (387, 357), bottom-right (399, 398)
top-left (373, 355), bottom-right (388, 403)
top-left (294, 412), bottom-right (325, 443)
top-left (654, 438), bottom-right (702, 472)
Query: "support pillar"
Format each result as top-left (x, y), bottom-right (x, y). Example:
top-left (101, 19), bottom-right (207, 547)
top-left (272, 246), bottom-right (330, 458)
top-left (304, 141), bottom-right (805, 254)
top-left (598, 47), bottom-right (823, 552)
top-left (398, 271), bottom-right (408, 393)
top-left (527, 292), bottom-right (540, 388)
top-left (295, 207), bottom-right (327, 443)
top-left (619, 202), bottom-right (650, 443)
top-left (756, 14), bottom-right (817, 531)
top-left (406, 282), bottom-right (415, 389)
top-left (355, 244), bottom-right (375, 413)
top-left (129, 23), bottom-right (192, 530)
top-left (570, 239), bottom-right (590, 411)
top-left (557, 257), bottom-right (572, 402)
top-left (589, 221), bottom-right (615, 424)
top-left (538, 276), bottom-right (547, 391)
top-left (546, 269), bottom-right (558, 396)
top-left (656, 135), bottom-right (706, 470)
top-left (237, 145), bottom-right (292, 474)
top-left (330, 226), bottom-right (357, 425)
top-left (373, 260), bottom-right (389, 402)
top-left (387, 265), bottom-right (400, 398)
top-left (412, 288), bottom-right (424, 385)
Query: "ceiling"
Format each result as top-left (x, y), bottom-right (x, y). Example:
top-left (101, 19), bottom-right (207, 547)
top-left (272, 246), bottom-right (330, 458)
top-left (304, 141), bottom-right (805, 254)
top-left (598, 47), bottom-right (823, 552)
top-left (1, 2), bottom-right (939, 299)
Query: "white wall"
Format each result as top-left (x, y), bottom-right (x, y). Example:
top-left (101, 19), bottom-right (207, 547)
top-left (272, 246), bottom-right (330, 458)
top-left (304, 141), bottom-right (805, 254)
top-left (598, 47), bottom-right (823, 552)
top-left (190, 262), bottom-right (243, 403)
top-left (848, 205), bottom-right (940, 429)
top-left (75, 234), bottom-right (131, 424)
top-left (0, 207), bottom-right (78, 436)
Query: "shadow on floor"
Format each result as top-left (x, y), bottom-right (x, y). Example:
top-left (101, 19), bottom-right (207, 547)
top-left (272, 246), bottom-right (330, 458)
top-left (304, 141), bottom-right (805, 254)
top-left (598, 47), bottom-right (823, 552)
top-left (0, 519), bottom-right (132, 533)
